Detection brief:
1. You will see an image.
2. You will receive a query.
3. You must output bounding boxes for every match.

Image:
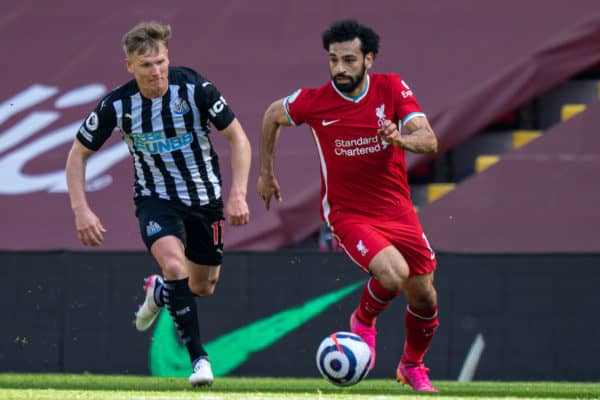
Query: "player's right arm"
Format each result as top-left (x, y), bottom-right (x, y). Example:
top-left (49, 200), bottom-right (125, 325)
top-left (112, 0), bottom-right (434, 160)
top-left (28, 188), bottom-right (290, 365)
top-left (66, 139), bottom-right (107, 246)
top-left (257, 98), bottom-right (294, 210)
top-left (65, 98), bottom-right (115, 246)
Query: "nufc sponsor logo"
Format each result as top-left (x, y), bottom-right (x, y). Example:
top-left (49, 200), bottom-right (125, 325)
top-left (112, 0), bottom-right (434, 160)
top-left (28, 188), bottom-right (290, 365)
top-left (129, 131), bottom-right (194, 154)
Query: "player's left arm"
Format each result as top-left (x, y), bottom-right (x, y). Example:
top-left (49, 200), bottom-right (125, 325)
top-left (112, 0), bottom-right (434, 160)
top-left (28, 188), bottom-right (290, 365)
top-left (378, 115), bottom-right (438, 154)
top-left (220, 118), bottom-right (251, 226)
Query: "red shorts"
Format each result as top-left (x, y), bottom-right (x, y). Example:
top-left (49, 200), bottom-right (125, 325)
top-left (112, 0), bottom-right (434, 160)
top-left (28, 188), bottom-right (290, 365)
top-left (330, 212), bottom-right (436, 276)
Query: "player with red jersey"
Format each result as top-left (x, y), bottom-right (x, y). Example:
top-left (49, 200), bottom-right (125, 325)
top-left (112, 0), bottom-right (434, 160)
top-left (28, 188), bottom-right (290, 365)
top-left (257, 20), bottom-right (440, 392)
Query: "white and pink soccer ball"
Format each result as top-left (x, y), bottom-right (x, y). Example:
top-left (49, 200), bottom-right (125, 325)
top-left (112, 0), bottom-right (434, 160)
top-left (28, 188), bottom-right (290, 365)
top-left (316, 331), bottom-right (372, 386)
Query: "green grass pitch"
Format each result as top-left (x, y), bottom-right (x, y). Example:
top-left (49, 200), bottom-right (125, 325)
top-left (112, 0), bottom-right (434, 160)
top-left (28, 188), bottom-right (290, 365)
top-left (1, 374), bottom-right (599, 399)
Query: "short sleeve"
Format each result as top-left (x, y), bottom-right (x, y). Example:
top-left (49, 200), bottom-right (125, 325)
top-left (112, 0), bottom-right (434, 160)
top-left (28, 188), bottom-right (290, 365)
top-left (76, 97), bottom-right (117, 151)
top-left (283, 88), bottom-right (308, 125)
top-left (195, 82), bottom-right (235, 131)
top-left (391, 74), bottom-right (425, 126)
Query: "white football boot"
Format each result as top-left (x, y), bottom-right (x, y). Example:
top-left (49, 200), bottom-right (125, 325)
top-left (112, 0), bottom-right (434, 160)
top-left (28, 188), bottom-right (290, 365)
top-left (134, 274), bottom-right (163, 331)
top-left (189, 357), bottom-right (214, 387)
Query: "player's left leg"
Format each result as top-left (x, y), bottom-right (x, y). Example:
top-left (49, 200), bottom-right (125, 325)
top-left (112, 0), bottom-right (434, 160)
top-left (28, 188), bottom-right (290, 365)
top-left (187, 261), bottom-right (220, 296)
top-left (385, 216), bottom-right (439, 392)
top-left (396, 271), bottom-right (439, 392)
top-left (182, 208), bottom-right (224, 387)
top-left (135, 273), bottom-right (164, 331)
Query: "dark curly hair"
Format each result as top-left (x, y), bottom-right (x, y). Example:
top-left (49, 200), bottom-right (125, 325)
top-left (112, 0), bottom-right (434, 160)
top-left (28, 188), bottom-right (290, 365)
top-left (322, 19), bottom-right (380, 58)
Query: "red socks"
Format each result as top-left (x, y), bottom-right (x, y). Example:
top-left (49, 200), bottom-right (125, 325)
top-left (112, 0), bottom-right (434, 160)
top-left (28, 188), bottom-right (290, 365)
top-left (355, 278), bottom-right (439, 365)
top-left (355, 278), bottom-right (401, 325)
top-left (402, 305), bottom-right (439, 365)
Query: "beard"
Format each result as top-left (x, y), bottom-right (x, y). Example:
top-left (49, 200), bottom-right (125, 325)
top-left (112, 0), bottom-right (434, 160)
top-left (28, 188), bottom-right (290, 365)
top-left (332, 62), bottom-right (366, 94)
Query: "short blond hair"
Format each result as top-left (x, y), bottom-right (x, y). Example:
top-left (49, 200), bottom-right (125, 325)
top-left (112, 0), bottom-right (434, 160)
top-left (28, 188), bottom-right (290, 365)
top-left (122, 21), bottom-right (171, 57)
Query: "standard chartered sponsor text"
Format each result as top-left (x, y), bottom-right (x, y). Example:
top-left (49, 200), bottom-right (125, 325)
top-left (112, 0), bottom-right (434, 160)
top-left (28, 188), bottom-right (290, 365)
top-left (334, 135), bottom-right (383, 156)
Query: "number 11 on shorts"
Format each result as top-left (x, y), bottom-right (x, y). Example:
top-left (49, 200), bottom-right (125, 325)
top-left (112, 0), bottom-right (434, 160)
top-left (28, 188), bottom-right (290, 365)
top-left (212, 220), bottom-right (225, 246)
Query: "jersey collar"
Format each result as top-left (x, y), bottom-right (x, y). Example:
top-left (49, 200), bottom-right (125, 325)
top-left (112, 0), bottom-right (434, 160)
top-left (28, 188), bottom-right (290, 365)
top-left (330, 74), bottom-right (370, 103)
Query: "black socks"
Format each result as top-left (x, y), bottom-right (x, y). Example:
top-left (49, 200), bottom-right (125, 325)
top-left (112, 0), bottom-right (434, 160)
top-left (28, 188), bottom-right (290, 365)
top-left (162, 278), bottom-right (207, 362)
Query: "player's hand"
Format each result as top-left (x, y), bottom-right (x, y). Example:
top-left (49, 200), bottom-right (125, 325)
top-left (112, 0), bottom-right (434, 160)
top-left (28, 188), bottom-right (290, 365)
top-left (225, 193), bottom-right (250, 226)
top-left (377, 119), bottom-right (402, 146)
top-left (257, 175), bottom-right (282, 210)
top-left (73, 207), bottom-right (106, 246)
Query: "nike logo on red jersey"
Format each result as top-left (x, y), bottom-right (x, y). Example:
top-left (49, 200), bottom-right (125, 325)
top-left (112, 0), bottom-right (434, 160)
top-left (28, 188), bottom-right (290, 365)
top-left (321, 119), bottom-right (340, 126)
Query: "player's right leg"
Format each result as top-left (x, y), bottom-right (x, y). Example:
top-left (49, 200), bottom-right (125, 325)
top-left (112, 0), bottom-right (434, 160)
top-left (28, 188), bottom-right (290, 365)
top-left (134, 196), bottom-right (184, 331)
top-left (151, 236), bottom-right (211, 385)
top-left (189, 356), bottom-right (214, 387)
top-left (135, 197), bottom-right (210, 386)
top-left (350, 277), bottom-right (401, 370)
top-left (331, 221), bottom-right (407, 371)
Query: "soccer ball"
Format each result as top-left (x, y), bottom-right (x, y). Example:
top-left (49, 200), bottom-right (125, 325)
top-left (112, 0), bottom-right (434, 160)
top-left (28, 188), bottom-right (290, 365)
top-left (316, 331), bottom-right (371, 386)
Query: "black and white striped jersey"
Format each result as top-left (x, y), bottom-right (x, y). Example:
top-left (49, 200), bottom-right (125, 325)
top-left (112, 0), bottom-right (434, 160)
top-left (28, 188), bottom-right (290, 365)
top-left (76, 66), bottom-right (235, 207)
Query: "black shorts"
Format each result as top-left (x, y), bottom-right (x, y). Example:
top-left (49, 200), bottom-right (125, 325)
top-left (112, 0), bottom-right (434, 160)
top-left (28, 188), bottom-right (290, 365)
top-left (135, 196), bottom-right (224, 266)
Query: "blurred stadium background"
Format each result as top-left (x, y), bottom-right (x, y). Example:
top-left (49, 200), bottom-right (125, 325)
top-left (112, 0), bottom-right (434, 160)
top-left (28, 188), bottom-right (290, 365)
top-left (1, 0), bottom-right (599, 382)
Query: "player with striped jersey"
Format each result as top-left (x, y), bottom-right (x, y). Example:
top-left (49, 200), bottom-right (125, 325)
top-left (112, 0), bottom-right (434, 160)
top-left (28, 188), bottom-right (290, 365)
top-left (66, 21), bottom-right (251, 387)
top-left (258, 20), bottom-right (440, 392)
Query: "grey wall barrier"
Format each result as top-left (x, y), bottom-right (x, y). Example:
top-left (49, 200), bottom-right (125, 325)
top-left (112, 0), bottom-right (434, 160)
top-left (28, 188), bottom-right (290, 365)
top-left (1, 251), bottom-right (598, 381)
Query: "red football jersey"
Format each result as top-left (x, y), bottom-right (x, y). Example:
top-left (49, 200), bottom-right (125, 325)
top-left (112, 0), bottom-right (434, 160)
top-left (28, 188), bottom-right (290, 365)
top-left (284, 73), bottom-right (425, 224)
